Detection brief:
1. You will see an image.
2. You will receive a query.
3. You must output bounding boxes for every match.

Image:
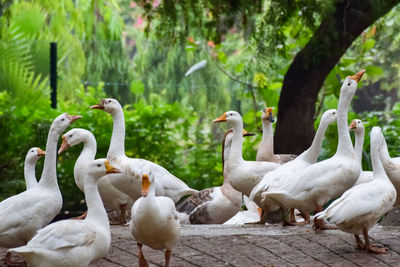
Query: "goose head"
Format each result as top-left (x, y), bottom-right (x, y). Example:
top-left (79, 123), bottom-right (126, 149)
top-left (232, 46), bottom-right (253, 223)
top-left (340, 70), bottom-right (366, 98)
top-left (261, 107), bottom-right (274, 123)
top-left (52, 113), bottom-right (82, 135)
top-left (140, 170), bottom-right (154, 198)
top-left (26, 147), bottom-right (45, 164)
top-left (320, 109), bottom-right (337, 124)
top-left (87, 159), bottom-right (121, 181)
top-left (349, 119), bottom-right (364, 134)
top-left (213, 111), bottom-right (242, 127)
top-left (91, 98), bottom-right (122, 115)
top-left (58, 128), bottom-right (94, 154)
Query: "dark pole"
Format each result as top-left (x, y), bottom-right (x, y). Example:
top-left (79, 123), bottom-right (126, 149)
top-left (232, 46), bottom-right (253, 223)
top-left (50, 42), bottom-right (57, 109)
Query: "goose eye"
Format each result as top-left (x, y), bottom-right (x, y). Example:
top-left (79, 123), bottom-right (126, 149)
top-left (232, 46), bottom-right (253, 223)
top-left (69, 135), bottom-right (73, 138)
top-left (97, 164), bottom-right (101, 167)
top-left (108, 100), bottom-right (112, 103)
top-left (347, 82), bottom-right (351, 86)
top-left (333, 112), bottom-right (336, 115)
top-left (61, 118), bottom-right (65, 121)
top-left (31, 150), bottom-right (34, 153)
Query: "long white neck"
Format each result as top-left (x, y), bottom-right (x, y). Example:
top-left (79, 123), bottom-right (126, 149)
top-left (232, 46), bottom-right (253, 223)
top-left (371, 136), bottom-right (386, 179)
top-left (378, 134), bottom-right (392, 170)
top-left (256, 120), bottom-right (274, 160)
top-left (74, 135), bottom-right (98, 191)
top-left (39, 126), bottom-right (60, 188)
top-left (354, 128), bottom-right (365, 165)
top-left (222, 138), bottom-right (232, 185)
top-left (84, 178), bottom-right (109, 226)
top-left (78, 135), bottom-right (97, 162)
top-left (107, 108), bottom-right (126, 159)
top-left (24, 158), bottom-right (38, 190)
top-left (302, 118), bottom-right (334, 163)
top-left (222, 134), bottom-right (237, 187)
top-left (336, 91), bottom-right (354, 156)
top-left (228, 121), bottom-right (244, 163)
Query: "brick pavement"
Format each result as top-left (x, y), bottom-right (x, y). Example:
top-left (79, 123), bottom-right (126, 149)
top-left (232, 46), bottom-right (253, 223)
top-left (1, 224), bottom-right (400, 266)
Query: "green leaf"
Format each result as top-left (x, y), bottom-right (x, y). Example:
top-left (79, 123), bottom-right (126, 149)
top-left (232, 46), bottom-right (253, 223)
top-left (253, 72), bottom-right (267, 88)
top-left (217, 51), bottom-right (228, 64)
top-left (268, 82), bottom-right (282, 90)
top-left (242, 110), bottom-right (256, 124)
top-left (365, 65), bottom-right (383, 77)
top-left (363, 39), bottom-right (375, 51)
top-left (131, 80), bottom-right (145, 95)
top-left (235, 63), bottom-right (244, 73)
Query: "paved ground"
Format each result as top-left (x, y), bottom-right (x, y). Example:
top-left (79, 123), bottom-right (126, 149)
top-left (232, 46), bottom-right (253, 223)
top-left (3, 224), bottom-right (400, 267)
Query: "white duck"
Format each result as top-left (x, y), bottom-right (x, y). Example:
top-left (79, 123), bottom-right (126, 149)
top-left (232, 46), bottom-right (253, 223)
top-left (91, 98), bottom-right (197, 203)
top-left (58, 128), bottom-right (133, 224)
top-left (378, 128), bottom-right (400, 206)
top-left (24, 147), bottom-right (46, 190)
top-left (10, 159), bottom-right (121, 266)
top-left (261, 70), bottom-right (365, 229)
top-left (350, 119), bottom-right (373, 186)
top-left (315, 127), bottom-right (396, 254)
top-left (176, 129), bottom-right (254, 224)
top-left (213, 111), bottom-right (280, 198)
top-left (129, 170), bottom-right (180, 267)
top-left (0, 113), bottom-right (81, 265)
top-left (250, 109), bottom-right (337, 224)
top-left (256, 107), bottom-right (297, 164)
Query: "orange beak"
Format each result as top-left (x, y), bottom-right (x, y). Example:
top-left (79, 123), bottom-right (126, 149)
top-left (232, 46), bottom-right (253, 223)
top-left (266, 107), bottom-right (274, 122)
top-left (58, 135), bottom-right (70, 155)
top-left (243, 129), bottom-right (255, 137)
top-left (67, 115), bottom-right (82, 123)
top-left (90, 99), bottom-right (105, 110)
top-left (141, 174), bottom-right (151, 197)
top-left (105, 160), bottom-right (120, 174)
top-left (37, 148), bottom-right (46, 157)
top-left (348, 69), bottom-right (366, 83)
top-left (213, 113), bottom-right (227, 123)
top-left (349, 120), bottom-right (357, 130)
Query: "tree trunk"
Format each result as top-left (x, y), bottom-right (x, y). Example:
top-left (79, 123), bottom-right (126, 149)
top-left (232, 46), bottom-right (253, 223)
top-left (274, 0), bottom-right (400, 154)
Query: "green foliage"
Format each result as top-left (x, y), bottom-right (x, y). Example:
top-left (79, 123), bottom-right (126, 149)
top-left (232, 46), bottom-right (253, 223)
top-left (2, 0), bottom-right (400, 216)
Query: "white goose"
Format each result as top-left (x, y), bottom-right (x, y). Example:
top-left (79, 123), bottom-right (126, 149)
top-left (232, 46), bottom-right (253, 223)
top-left (315, 127), bottom-right (396, 254)
top-left (378, 128), bottom-right (400, 206)
top-left (176, 129), bottom-right (254, 224)
top-left (58, 128), bottom-right (133, 224)
top-left (250, 109), bottom-right (337, 224)
top-left (256, 107), bottom-right (297, 164)
top-left (262, 70), bottom-right (365, 229)
top-left (91, 99), bottom-right (197, 203)
top-left (129, 170), bottom-right (180, 267)
top-left (0, 113), bottom-right (81, 265)
top-left (213, 111), bottom-right (279, 198)
top-left (10, 159), bottom-right (121, 266)
top-left (350, 119), bottom-right (373, 186)
top-left (24, 147), bottom-right (46, 190)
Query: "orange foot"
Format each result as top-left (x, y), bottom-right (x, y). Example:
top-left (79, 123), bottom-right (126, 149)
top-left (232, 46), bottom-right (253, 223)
top-left (365, 244), bottom-right (388, 254)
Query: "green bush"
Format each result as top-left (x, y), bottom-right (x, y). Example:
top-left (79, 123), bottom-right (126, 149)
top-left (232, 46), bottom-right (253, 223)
top-left (0, 84), bottom-right (226, 213)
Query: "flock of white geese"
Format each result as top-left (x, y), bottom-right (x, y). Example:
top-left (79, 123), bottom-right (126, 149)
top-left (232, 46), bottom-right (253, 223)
top-left (1, 69), bottom-right (400, 266)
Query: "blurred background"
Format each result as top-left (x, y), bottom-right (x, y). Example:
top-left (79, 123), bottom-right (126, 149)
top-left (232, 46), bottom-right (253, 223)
top-left (1, 0), bottom-right (400, 214)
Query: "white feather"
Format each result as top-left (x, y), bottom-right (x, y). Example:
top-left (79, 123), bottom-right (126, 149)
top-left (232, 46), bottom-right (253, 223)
top-left (185, 60), bottom-right (207, 77)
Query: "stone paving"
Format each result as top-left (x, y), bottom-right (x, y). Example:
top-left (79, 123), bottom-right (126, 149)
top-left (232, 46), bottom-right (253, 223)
top-left (2, 224), bottom-right (400, 266)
